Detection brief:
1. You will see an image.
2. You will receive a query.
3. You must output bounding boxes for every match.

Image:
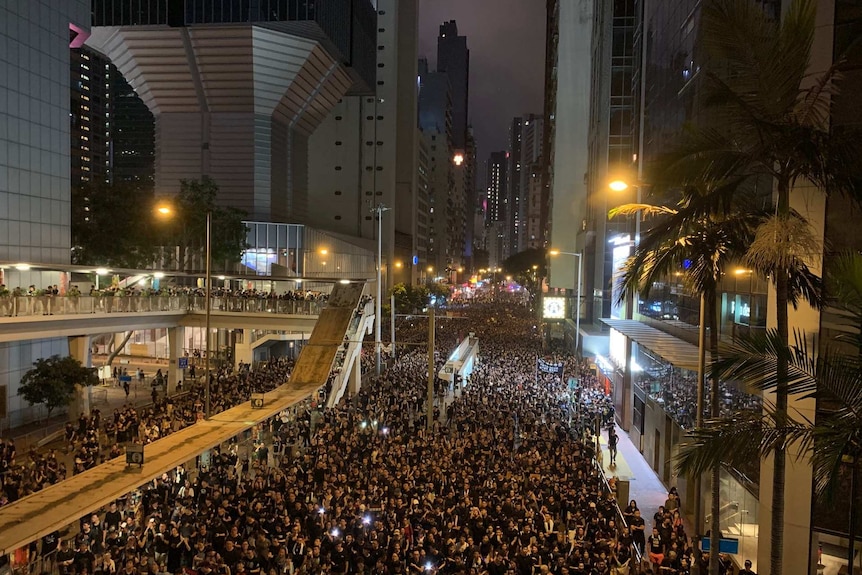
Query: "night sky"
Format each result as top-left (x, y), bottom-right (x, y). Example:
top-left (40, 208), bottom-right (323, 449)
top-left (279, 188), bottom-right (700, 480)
top-left (418, 0), bottom-right (546, 167)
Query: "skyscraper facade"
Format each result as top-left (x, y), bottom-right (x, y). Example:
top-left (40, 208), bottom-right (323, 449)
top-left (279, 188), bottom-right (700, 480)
top-left (0, 0), bottom-right (91, 425)
top-left (507, 114), bottom-right (543, 256)
top-left (436, 21), bottom-right (470, 150)
top-left (544, 0), bottom-right (593, 297)
top-left (485, 151), bottom-right (508, 226)
top-left (70, 46), bottom-right (155, 191)
top-left (418, 59), bottom-right (455, 276)
top-left (306, 0), bottom-right (420, 288)
top-left (88, 0), bottom-right (377, 223)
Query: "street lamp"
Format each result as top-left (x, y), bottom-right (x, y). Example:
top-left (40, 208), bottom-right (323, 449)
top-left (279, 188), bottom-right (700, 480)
top-left (157, 203), bottom-right (213, 418)
top-left (371, 203), bottom-right (391, 376)
top-left (549, 249), bottom-right (583, 353)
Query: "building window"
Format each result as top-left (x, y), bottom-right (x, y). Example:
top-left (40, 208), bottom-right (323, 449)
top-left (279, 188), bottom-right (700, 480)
top-left (334, 215), bottom-right (342, 220)
top-left (335, 166), bottom-right (342, 171)
top-left (335, 115), bottom-right (343, 121)
top-left (377, 45), bottom-right (385, 50)
top-left (335, 141), bottom-right (342, 146)
top-left (366, 116), bottom-right (374, 121)
top-left (377, 81), bottom-right (384, 86)
top-left (365, 191), bottom-right (373, 196)
top-left (334, 191), bottom-right (342, 196)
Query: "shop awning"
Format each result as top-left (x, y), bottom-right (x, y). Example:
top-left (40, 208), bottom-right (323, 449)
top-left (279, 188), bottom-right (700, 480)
top-left (600, 318), bottom-right (710, 372)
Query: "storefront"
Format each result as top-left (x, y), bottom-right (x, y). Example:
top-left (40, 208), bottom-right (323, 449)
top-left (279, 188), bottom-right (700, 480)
top-left (598, 318), bottom-right (762, 570)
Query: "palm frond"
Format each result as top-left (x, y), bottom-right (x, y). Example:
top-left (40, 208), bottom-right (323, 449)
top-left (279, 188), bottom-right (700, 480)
top-left (744, 213), bottom-right (822, 274)
top-left (676, 402), bottom-right (813, 477)
top-left (608, 204), bottom-right (677, 220)
top-left (713, 328), bottom-right (818, 394)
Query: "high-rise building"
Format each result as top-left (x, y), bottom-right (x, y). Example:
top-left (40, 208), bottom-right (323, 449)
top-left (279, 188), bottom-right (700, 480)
top-left (436, 21), bottom-right (470, 150)
top-left (306, 0), bottom-right (420, 288)
top-left (88, 0), bottom-right (377, 223)
top-left (110, 72), bottom-right (154, 189)
top-left (70, 47), bottom-right (113, 189)
top-left (507, 114), bottom-right (543, 256)
top-left (418, 59), bottom-right (455, 276)
top-left (71, 46), bottom-right (155, 192)
top-left (0, 0), bottom-right (91, 425)
top-left (485, 152), bottom-right (509, 226)
top-left (544, 0), bottom-right (593, 299)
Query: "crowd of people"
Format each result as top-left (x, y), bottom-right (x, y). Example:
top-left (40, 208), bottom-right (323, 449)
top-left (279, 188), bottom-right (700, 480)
top-left (0, 357), bottom-right (298, 504)
top-left (4, 296), bottom-right (732, 575)
top-left (636, 366), bottom-right (761, 430)
top-left (0, 284), bottom-right (331, 317)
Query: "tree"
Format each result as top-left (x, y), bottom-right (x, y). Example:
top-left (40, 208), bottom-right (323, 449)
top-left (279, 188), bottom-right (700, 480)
top-left (389, 283), bottom-right (431, 314)
top-left (654, 1), bottom-right (860, 572)
top-left (610, 186), bottom-right (763, 575)
top-left (18, 355), bottom-right (99, 417)
top-left (157, 177), bottom-right (250, 272)
top-left (677, 252), bottom-right (862, 575)
top-left (71, 181), bottom-right (158, 268)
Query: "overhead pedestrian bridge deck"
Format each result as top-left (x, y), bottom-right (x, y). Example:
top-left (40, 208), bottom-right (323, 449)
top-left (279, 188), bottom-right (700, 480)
top-left (0, 282), bottom-right (367, 555)
top-left (0, 295), bottom-right (324, 343)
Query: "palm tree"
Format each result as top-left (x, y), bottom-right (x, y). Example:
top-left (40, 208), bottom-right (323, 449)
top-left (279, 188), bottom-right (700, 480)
top-left (677, 252), bottom-right (862, 575)
top-left (652, 1), bottom-right (859, 572)
top-left (611, 186), bottom-right (763, 575)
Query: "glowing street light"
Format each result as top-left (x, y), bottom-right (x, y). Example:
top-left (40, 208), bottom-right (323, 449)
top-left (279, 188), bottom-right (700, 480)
top-left (609, 179), bottom-right (629, 192)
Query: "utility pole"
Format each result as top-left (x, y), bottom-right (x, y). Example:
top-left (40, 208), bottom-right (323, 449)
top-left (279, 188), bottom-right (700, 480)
top-left (372, 203), bottom-right (391, 376)
top-left (427, 307), bottom-right (435, 431)
top-left (391, 293), bottom-right (396, 360)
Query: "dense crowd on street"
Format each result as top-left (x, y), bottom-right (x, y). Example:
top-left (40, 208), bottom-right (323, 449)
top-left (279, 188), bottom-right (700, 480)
top-left (4, 298), bottom-right (711, 575)
top-left (0, 358), bottom-right (296, 503)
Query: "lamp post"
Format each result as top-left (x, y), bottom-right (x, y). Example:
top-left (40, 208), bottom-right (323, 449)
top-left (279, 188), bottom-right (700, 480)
top-left (204, 210), bottom-right (212, 418)
top-left (157, 204), bottom-right (213, 419)
top-left (371, 203), bottom-right (391, 376)
top-left (549, 250), bottom-right (583, 354)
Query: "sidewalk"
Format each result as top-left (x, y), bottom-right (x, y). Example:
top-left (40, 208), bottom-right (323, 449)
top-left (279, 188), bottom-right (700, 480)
top-left (5, 363), bottom-right (169, 453)
top-left (598, 424), bottom-right (676, 534)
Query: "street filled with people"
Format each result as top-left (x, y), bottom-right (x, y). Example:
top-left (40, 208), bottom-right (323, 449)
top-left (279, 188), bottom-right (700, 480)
top-left (5, 296), bottom-right (704, 575)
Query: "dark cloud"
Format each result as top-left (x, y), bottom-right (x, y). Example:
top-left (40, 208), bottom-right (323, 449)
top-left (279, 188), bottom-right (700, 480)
top-left (419, 0), bottom-right (546, 162)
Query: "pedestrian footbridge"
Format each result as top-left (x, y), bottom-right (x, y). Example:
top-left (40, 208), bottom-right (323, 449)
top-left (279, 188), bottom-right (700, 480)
top-left (0, 295), bottom-right (324, 344)
top-left (0, 281), bottom-right (368, 556)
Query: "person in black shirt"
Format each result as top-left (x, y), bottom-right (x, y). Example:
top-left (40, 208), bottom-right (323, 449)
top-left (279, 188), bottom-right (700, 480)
top-left (57, 540), bottom-right (76, 575)
top-left (104, 503), bottom-right (122, 532)
top-left (74, 541), bottom-right (95, 575)
top-left (629, 510), bottom-right (646, 556)
top-left (739, 559), bottom-right (757, 575)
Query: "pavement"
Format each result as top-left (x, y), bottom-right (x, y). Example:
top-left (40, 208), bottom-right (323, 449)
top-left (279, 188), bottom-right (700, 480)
top-left (6, 358), bottom-right (170, 453)
top-left (598, 423), bottom-right (683, 535)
